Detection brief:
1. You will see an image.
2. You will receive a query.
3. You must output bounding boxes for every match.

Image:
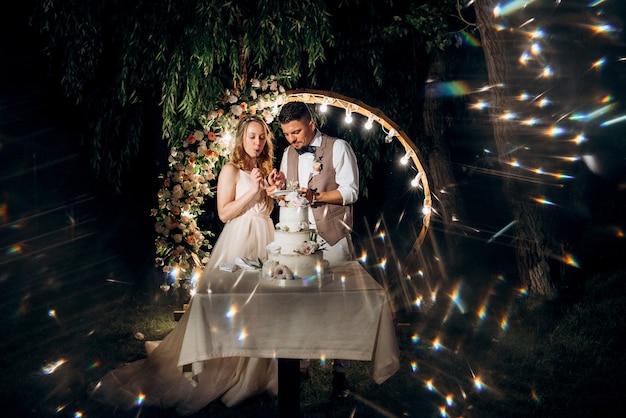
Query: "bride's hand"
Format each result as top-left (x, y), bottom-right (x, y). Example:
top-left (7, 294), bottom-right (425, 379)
top-left (250, 168), bottom-right (263, 192)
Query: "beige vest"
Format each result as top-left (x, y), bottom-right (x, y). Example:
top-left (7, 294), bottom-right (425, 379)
top-left (286, 134), bottom-right (353, 246)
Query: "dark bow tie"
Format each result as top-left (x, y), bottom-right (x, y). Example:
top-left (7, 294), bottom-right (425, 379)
top-left (296, 145), bottom-right (317, 155)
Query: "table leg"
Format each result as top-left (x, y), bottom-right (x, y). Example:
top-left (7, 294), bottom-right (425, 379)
top-left (277, 358), bottom-right (300, 418)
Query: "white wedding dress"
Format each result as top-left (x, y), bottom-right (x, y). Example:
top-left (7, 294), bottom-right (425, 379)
top-left (91, 170), bottom-right (278, 415)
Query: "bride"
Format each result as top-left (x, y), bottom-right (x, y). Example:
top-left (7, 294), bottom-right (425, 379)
top-left (92, 115), bottom-right (282, 415)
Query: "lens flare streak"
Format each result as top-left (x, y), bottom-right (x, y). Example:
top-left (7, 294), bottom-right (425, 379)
top-left (487, 220), bottom-right (517, 244)
top-left (532, 197), bottom-right (556, 206)
top-left (494, 0), bottom-right (537, 17)
top-left (600, 114), bottom-right (626, 127)
top-left (42, 359), bottom-right (67, 374)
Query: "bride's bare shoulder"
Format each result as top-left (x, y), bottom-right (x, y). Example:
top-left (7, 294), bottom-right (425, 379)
top-left (220, 162), bottom-right (239, 175)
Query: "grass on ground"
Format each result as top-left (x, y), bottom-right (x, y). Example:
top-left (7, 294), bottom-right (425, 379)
top-left (2, 267), bottom-right (625, 417)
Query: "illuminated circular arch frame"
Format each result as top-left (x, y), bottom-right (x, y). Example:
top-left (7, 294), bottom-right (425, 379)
top-left (284, 89), bottom-right (432, 251)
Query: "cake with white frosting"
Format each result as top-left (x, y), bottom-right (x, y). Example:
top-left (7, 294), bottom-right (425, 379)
top-left (262, 186), bottom-right (325, 284)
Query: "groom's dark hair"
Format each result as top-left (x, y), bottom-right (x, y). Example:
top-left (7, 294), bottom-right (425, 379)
top-left (278, 101), bottom-right (313, 124)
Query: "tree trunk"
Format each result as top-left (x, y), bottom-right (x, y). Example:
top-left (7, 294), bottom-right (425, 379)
top-left (474, 0), bottom-right (557, 298)
top-left (421, 50), bottom-right (468, 274)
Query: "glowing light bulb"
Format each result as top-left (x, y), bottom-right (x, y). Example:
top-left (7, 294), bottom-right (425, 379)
top-left (364, 116), bottom-right (373, 130)
top-left (411, 172), bottom-right (423, 187)
top-left (400, 151), bottom-right (410, 165)
top-left (344, 109), bottom-right (353, 124)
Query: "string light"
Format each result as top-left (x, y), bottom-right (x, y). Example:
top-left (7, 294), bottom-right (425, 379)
top-left (344, 107), bottom-right (353, 124)
top-left (319, 98), bottom-right (329, 113)
top-left (285, 89), bottom-right (431, 248)
top-left (411, 172), bottom-right (423, 187)
top-left (385, 128), bottom-right (395, 143)
top-left (400, 150), bottom-right (411, 165)
top-left (422, 196), bottom-right (432, 215)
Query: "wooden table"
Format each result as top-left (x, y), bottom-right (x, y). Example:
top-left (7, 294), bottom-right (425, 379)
top-left (178, 261), bottom-right (400, 416)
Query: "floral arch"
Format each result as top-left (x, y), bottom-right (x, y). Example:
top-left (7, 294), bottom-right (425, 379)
top-left (152, 77), bottom-right (431, 292)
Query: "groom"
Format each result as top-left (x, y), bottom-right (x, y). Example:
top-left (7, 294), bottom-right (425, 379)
top-left (270, 101), bottom-right (359, 398)
top-left (275, 101), bottom-right (359, 267)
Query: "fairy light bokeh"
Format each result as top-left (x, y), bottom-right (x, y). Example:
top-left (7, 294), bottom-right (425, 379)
top-left (1, 1), bottom-right (625, 417)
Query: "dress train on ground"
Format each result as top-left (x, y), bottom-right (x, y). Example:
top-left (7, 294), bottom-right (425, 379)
top-left (91, 171), bottom-right (277, 415)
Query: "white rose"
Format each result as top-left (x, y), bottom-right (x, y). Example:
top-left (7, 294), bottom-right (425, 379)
top-left (267, 243), bottom-right (281, 254)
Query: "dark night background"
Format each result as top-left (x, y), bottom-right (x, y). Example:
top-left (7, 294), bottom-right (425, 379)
top-left (2, 1), bottom-right (626, 417)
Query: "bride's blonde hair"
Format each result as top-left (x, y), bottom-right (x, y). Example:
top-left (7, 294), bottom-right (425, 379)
top-left (230, 115), bottom-right (274, 177)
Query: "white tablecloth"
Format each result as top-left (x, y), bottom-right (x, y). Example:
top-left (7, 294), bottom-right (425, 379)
top-left (178, 261), bottom-right (400, 384)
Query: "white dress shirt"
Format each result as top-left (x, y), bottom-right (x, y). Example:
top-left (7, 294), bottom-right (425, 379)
top-left (279, 130), bottom-right (359, 206)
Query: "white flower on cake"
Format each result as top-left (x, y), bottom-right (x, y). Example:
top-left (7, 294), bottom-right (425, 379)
top-left (266, 243), bottom-right (281, 254)
top-left (276, 221), bottom-right (309, 232)
top-left (278, 180), bottom-right (308, 208)
top-left (264, 260), bottom-right (295, 280)
top-left (298, 240), bottom-right (319, 256)
top-left (275, 181), bottom-right (310, 231)
top-left (285, 191), bottom-right (307, 207)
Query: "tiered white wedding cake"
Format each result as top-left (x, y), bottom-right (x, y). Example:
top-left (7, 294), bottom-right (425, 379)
top-left (261, 186), bottom-right (325, 285)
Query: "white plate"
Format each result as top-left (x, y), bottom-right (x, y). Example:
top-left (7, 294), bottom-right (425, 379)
top-left (270, 190), bottom-right (291, 197)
